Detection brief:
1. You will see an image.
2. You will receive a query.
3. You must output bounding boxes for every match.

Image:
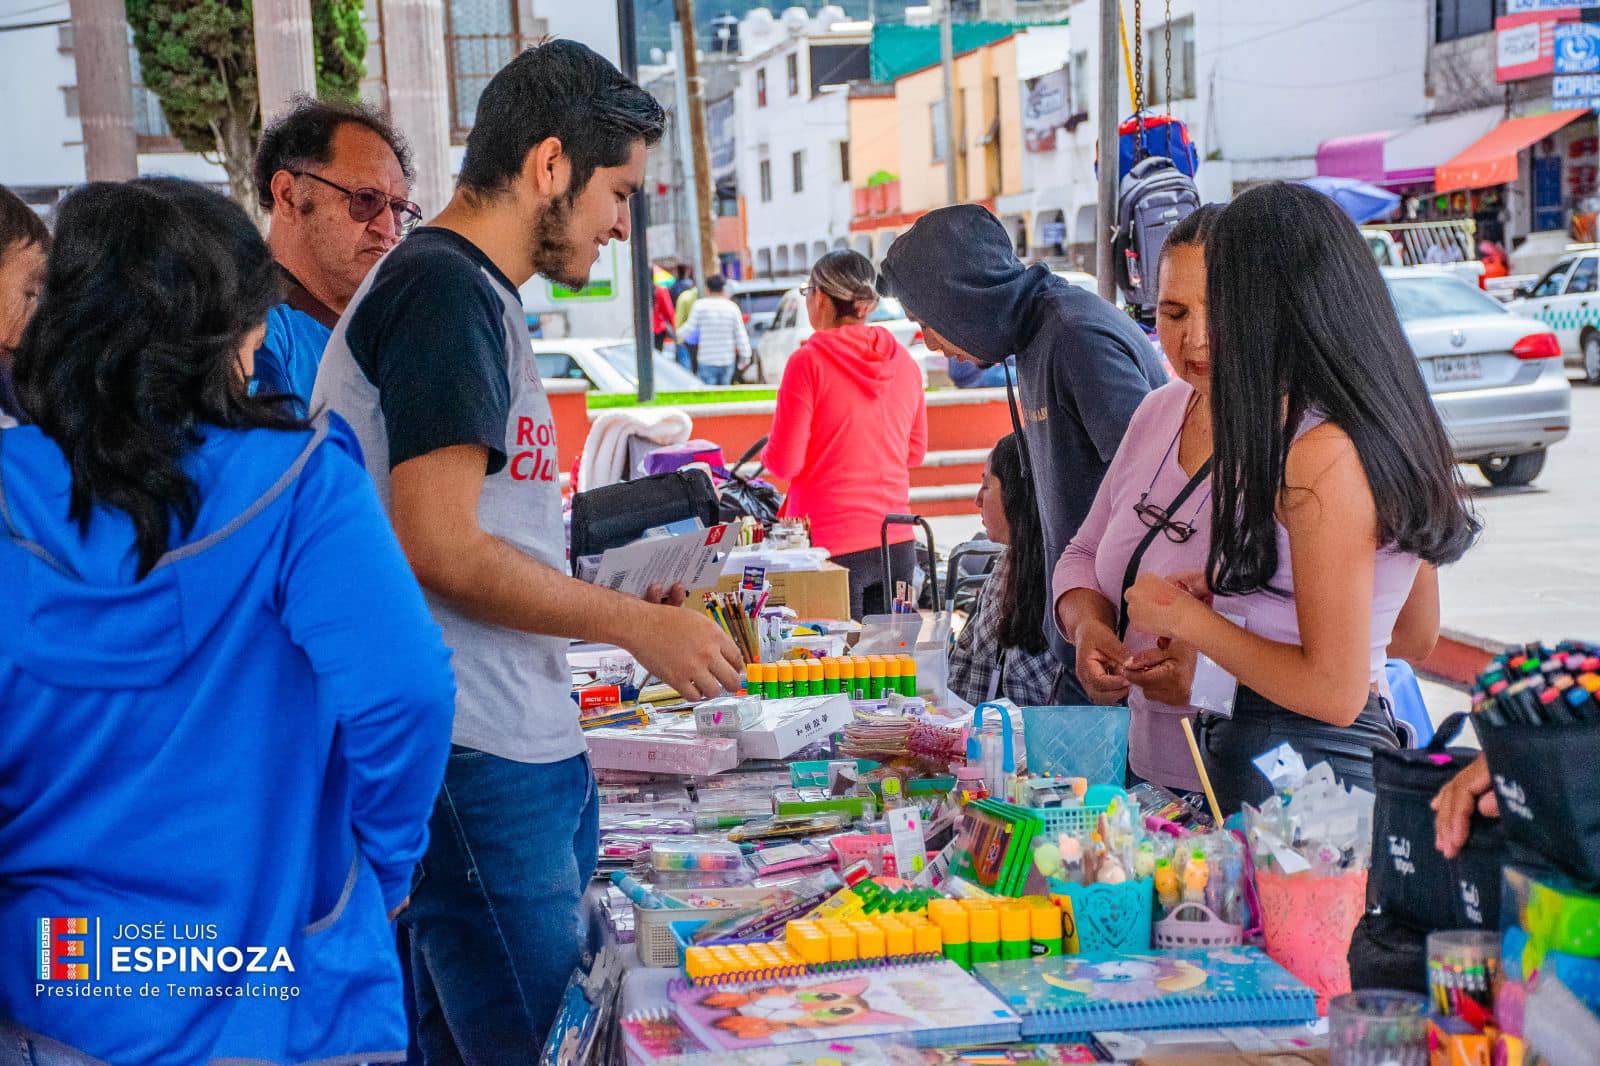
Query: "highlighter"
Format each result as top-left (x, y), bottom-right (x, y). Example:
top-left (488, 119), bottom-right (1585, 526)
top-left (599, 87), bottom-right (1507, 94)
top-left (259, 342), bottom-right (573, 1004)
top-left (1029, 902), bottom-right (1064, 956)
top-left (822, 658), bottom-right (842, 695)
top-left (929, 900), bottom-right (970, 969)
top-left (776, 661), bottom-right (796, 699)
top-left (999, 904), bottom-right (1032, 961)
top-left (968, 906), bottom-right (1000, 966)
top-left (807, 660), bottom-right (825, 697)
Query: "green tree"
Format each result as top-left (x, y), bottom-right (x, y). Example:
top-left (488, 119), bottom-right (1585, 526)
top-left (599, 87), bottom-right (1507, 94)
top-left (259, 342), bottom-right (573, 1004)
top-left (125, 0), bottom-right (367, 217)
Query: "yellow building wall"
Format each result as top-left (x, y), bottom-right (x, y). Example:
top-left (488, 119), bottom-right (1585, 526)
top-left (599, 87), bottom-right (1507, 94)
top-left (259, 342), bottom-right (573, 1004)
top-left (893, 36), bottom-right (1024, 214)
top-left (848, 94), bottom-right (901, 187)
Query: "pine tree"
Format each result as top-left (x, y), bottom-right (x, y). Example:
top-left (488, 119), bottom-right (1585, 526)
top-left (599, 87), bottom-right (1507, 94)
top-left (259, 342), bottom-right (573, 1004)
top-left (124, 0), bottom-right (366, 218)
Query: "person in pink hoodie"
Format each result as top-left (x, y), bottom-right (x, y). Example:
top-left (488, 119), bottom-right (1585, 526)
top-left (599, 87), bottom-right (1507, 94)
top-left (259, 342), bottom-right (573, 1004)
top-left (764, 250), bottom-right (928, 618)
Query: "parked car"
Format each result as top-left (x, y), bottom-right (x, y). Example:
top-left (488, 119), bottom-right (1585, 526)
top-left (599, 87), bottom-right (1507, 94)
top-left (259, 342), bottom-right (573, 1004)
top-left (728, 276), bottom-right (807, 350)
top-left (752, 288), bottom-right (929, 386)
top-left (532, 338), bottom-right (705, 394)
top-left (1504, 245), bottom-right (1600, 383)
top-left (1386, 268), bottom-right (1569, 487)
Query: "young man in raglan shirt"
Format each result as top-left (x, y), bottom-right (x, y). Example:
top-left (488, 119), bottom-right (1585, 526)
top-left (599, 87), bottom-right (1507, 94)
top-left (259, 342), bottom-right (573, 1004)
top-left (880, 204), bottom-right (1167, 703)
top-left (311, 41), bottom-right (743, 1061)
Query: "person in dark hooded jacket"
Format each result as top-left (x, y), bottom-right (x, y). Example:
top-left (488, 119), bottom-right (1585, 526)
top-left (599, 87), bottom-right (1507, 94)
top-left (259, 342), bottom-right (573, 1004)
top-left (764, 249), bottom-right (928, 619)
top-left (880, 205), bottom-right (1165, 698)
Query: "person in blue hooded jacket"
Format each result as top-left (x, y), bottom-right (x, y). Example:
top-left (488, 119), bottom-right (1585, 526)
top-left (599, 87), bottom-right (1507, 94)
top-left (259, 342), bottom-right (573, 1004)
top-left (0, 178), bottom-right (455, 1064)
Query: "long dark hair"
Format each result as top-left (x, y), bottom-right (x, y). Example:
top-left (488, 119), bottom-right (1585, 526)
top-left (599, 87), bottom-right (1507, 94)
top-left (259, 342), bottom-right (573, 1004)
top-left (12, 178), bottom-right (303, 578)
top-left (1204, 182), bottom-right (1478, 595)
top-left (990, 433), bottom-right (1047, 656)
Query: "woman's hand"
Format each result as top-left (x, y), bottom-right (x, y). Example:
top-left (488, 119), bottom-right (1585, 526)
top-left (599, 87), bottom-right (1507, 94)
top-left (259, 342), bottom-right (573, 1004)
top-left (1432, 754), bottom-right (1498, 859)
top-left (1124, 572), bottom-right (1209, 643)
top-left (1123, 641), bottom-right (1198, 706)
top-left (1074, 620), bottom-right (1132, 705)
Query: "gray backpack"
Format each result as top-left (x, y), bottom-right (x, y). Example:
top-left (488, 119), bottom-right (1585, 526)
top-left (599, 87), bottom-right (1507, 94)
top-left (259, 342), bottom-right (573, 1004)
top-left (1113, 155), bottom-right (1201, 310)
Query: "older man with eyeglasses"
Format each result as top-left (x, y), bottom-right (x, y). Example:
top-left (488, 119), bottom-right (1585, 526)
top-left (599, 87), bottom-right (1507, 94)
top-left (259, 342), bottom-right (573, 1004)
top-left (251, 98), bottom-right (419, 410)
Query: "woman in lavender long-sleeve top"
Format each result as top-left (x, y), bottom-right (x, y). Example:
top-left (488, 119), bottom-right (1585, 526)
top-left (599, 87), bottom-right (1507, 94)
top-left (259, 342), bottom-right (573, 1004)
top-left (1054, 207), bottom-right (1222, 791)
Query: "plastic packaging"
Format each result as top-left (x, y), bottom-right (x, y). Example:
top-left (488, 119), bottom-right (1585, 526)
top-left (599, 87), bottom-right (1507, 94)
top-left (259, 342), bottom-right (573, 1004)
top-left (650, 837), bottom-right (746, 872)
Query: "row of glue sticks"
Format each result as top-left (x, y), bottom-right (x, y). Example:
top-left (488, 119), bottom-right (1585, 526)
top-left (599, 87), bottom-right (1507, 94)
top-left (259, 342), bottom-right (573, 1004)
top-left (744, 655), bottom-right (920, 701)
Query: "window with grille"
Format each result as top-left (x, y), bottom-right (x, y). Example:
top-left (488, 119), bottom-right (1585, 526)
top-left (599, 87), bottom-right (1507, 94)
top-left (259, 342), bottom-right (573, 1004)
top-left (1436, 0), bottom-right (1499, 43)
top-left (445, 0), bottom-right (517, 133)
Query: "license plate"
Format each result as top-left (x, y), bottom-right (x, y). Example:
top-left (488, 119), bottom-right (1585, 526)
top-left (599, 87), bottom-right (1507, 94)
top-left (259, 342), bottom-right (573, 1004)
top-left (1432, 355), bottom-right (1483, 383)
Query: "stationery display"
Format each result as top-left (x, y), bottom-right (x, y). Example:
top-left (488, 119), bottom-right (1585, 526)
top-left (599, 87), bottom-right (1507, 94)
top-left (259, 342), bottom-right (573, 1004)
top-left (971, 946), bottom-right (1318, 1038)
top-left (665, 957), bottom-right (1023, 1050)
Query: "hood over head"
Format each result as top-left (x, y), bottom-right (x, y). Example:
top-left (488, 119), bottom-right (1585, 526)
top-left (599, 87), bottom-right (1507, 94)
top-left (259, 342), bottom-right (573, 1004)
top-left (878, 204), bottom-right (1053, 366)
top-left (802, 323), bottom-right (905, 392)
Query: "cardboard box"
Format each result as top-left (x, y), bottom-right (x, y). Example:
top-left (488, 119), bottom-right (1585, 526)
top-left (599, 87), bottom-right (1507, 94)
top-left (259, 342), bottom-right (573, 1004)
top-left (696, 562), bottom-right (852, 622)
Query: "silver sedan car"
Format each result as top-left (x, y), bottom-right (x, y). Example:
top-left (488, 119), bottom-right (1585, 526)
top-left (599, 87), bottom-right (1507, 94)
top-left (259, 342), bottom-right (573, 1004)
top-left (1385, 269), bottom-right (1570, 487)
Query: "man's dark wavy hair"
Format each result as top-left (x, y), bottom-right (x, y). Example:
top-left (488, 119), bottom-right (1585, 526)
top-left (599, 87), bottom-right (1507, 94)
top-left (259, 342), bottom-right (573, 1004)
top-left (253, 96), bottom-right (414, 211)
top-left (459, 39), bottom-right (665, 201)
top-left (12, 178), bottom-right (303, 578)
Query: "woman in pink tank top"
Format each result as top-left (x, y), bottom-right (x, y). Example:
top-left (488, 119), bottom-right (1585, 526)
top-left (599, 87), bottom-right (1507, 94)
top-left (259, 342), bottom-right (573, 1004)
top-left (1124, 183), bottom-right (1480, 813)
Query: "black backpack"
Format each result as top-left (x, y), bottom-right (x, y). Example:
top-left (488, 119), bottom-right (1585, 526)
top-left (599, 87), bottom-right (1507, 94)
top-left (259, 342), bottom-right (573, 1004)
top-left (1113, 155), bottom-right (1201, 310)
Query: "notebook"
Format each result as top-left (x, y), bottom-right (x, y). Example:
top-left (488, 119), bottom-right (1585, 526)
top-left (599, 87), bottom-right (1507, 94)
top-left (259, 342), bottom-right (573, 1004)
top-left (621, 1008), bottom-right (710, 1064)
top-left (666, 956), bottom-right (1022, 1051)
top-left (973, 946), bottom-right (1318, 1037)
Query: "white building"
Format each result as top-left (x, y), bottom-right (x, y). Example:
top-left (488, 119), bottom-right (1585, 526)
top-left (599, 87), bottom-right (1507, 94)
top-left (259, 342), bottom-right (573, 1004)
top-left (1038, 0), bottom-right (1431, 262)
top-left (735, 6), bottom-right (872, 281)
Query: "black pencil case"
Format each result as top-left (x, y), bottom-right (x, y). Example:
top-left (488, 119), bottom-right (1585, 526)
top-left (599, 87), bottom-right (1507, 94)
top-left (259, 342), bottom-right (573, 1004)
top-left (1368, 713), bottom-right (1503, 930)
top-left (1478, 712), bottom-right (1600, 889)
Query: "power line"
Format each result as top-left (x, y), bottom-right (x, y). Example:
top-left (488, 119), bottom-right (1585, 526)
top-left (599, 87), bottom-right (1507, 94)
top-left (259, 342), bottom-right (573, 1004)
top-left (0, 14), bottom-right (65, 30)
top-left (1207, 0), bottom-right (1385, 57)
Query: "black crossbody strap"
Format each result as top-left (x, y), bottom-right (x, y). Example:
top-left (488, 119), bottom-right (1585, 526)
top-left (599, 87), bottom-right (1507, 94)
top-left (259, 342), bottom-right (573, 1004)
top-left (1117, 458), bottom-right (1212, 641)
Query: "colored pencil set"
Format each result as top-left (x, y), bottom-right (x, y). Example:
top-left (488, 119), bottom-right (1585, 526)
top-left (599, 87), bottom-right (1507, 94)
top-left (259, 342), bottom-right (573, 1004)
top-left (1470, 640), bottom-right (1600, 727)
top-left (702, 589), bottom-right (764, 664)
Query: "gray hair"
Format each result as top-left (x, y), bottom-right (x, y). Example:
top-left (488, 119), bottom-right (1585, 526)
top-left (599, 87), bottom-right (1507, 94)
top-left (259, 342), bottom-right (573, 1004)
top-left (810, 249), bottom-right (879, 320)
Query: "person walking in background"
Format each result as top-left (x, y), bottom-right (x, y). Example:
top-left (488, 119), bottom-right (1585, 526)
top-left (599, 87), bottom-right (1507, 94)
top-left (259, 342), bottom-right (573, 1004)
top-left (651, 276), bottom-right (676, 352)
top-left (312, 41), bottom-right (743, 1060)
top-left (0, 184), bottom-right (47, 427)
top-left (252, 98), bottom-right (418, 408)
top-left (880, 204), bottom-right (1167, 701)
top-left (949, 433), bottom-right (1061, 706)
top-left (1123, 182), bottom-right (1475, 813)
top-left (764, 250), bottom-right (927, 619)
top-left (681, 273), bottom-right (749, 386)
top-left (0, 178), bottom-right (455, 1064)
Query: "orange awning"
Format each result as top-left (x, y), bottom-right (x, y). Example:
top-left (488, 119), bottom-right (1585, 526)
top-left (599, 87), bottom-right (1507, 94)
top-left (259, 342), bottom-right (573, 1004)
top-left (1435, 109), bottom-right (1589, 193)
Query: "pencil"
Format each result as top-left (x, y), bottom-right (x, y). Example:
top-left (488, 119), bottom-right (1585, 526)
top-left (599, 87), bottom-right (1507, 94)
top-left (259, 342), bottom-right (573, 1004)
top-left (1180, 717), bottom-right (1225, 826)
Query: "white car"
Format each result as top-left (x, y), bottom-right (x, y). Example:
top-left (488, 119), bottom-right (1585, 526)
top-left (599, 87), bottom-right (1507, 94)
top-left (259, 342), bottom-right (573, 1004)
top-left (531, 338), bottom-right (705, 394)
top-left (1504, 246), bottom-right (1600, 383)
top-left (753, 289), bottom-right (929, 385)
top-left (1386, 269), bottom-right (1570, 487)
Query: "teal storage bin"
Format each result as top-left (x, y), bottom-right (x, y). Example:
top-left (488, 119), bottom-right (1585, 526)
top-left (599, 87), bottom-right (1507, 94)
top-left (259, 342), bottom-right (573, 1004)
top-left (1049, 874), bottom-right (1154, 954)
top-left (1022, 705), bottom-right (1131, 786)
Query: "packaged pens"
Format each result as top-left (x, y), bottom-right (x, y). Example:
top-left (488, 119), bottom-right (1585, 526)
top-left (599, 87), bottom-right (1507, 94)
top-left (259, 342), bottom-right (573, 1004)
top-left (649, 837), bottom-right (745, 873)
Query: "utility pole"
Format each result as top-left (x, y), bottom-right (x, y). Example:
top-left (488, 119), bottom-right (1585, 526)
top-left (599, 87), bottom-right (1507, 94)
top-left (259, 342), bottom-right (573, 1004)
top-left (252, 0), bottom-right (319, 127)
top-left (674, 0), bottom-right (719, 285)
top-left (67, 0), bottom-right (138, 181)
top-left (1094, 0), bottom-right (1119, 303)
top-left (380, 0), bottom-right (452, 215)
top-left (670, 21), bottom-right (709, 288)
top-left (939, 1), bottom-right (958, 205)
top-left (619, 0), bottom-right (656, 402)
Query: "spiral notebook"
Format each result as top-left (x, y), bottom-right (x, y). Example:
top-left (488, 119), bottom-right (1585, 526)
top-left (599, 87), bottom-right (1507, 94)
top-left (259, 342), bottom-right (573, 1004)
top-left (973, 946), bottom-right (1318, 1038)
top-left (665, 956), bottom-right (1021, 1051)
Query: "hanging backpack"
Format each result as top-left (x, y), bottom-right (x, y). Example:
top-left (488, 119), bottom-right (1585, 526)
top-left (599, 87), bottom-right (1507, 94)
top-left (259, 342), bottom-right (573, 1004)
top-left (1117, 112), bottom-right (1199, 180)
top-left (1112, 155), bottom-right (1201, 311)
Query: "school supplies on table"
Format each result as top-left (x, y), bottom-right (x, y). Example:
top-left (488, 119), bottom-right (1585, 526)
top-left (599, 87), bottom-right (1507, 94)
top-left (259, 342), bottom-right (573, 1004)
top-left (586, 721), bottom-right (741, 776)
top-left (1427, 929), bottom-right (1501, 1027)
top-left (733, 695), bottom-right (856, 760)
top-left (703, 586), bottom-right (764, 665)
top-left (971, 946), bottom-right (1318, 1038)
top-left (620, 1007), bottom-right (710, 1063)
top-left (913, 1042), bottom-right (1108, 1064)
top-left (950, 800), bottom-right (1043, 897)
top-left (651, 837), bottom-right (746, 873)
top-left (665, 956), bottom-right (1022, 1050)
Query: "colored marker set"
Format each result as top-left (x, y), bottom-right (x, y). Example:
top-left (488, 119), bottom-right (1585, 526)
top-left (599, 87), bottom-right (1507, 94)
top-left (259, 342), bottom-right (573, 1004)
top-left (1471, 640), bottom-right (1600, 727)
top-left (744, 655), bottom-right (918, 700)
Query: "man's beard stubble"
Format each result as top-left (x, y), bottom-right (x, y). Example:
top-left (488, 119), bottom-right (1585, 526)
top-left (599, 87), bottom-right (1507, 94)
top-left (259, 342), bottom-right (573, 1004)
top-left (531, 194), bottom-right (589, 291)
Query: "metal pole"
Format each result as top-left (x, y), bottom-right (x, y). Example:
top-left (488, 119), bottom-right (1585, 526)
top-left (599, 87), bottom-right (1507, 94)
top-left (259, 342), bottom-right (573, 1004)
top-left (939, 3), bottom-right (958, 205)
top-left (1095, 0), bottom-right (1119, 302)
top-left (618, 0), bottom-right (655, 402)
top-left (670, 21), bottom-right (708, 288)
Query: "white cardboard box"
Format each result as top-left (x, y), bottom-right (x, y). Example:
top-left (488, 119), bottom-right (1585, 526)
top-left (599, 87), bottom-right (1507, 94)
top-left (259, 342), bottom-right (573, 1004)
top-left (733, 694), bottom-right (855, 760)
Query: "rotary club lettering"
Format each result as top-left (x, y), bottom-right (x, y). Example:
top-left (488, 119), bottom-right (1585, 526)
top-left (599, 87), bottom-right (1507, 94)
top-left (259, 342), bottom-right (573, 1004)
top-left (510, 417), bottom-right (558, 483)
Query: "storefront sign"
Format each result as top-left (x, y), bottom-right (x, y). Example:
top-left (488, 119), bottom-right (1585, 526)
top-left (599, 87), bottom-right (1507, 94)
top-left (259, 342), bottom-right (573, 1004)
top-left (1023, 67), bottom-right (1072, 153)
top-left (1498, 10), bottom-right (1584, 82)
top-left (1554, 72), bottom-right (1600, 102)
top-left (1555, 23), bottom-right (1600, 73)
top-left (1508, 0), bottom-right (1600, 11)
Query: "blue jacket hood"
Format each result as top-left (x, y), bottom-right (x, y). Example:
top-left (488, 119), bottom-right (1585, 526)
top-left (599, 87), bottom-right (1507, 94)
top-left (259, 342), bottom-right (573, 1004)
top-left (0, 420), bottom-right (331, 690)
top-left (879, 203), bottom-right (1055, 366)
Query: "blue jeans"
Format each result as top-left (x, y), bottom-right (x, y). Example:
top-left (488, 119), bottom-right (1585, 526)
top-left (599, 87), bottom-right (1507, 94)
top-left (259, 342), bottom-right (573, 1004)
top-left (698, 363), bottom-right (734, 386)
top-left (401, 748), bottom-right (599, 1064)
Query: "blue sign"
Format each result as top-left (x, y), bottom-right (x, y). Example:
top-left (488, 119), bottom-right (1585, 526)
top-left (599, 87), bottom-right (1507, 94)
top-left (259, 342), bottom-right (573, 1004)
top-left (1554, 73), bottom-right (1600, 101)
top-left (1555, 23), bottom-right (1600, 74)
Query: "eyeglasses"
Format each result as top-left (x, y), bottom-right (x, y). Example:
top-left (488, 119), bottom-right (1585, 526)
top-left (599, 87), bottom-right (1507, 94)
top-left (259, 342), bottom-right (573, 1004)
top-left (291, 171), bottom-right (422, 233)
top-left (799, 284), bottom-right (814, 296)
top-left (1133, 493), bottom-right (1199, 543)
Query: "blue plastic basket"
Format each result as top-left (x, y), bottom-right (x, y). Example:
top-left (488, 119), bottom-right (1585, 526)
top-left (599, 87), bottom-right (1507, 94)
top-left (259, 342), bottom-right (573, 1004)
top-left (1021, 705), bottom-right (1131, 786)
top-left (1049, 875), bottom-right (1154, 953)
top-left (1033, 785), bottom-right (1128, 839)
